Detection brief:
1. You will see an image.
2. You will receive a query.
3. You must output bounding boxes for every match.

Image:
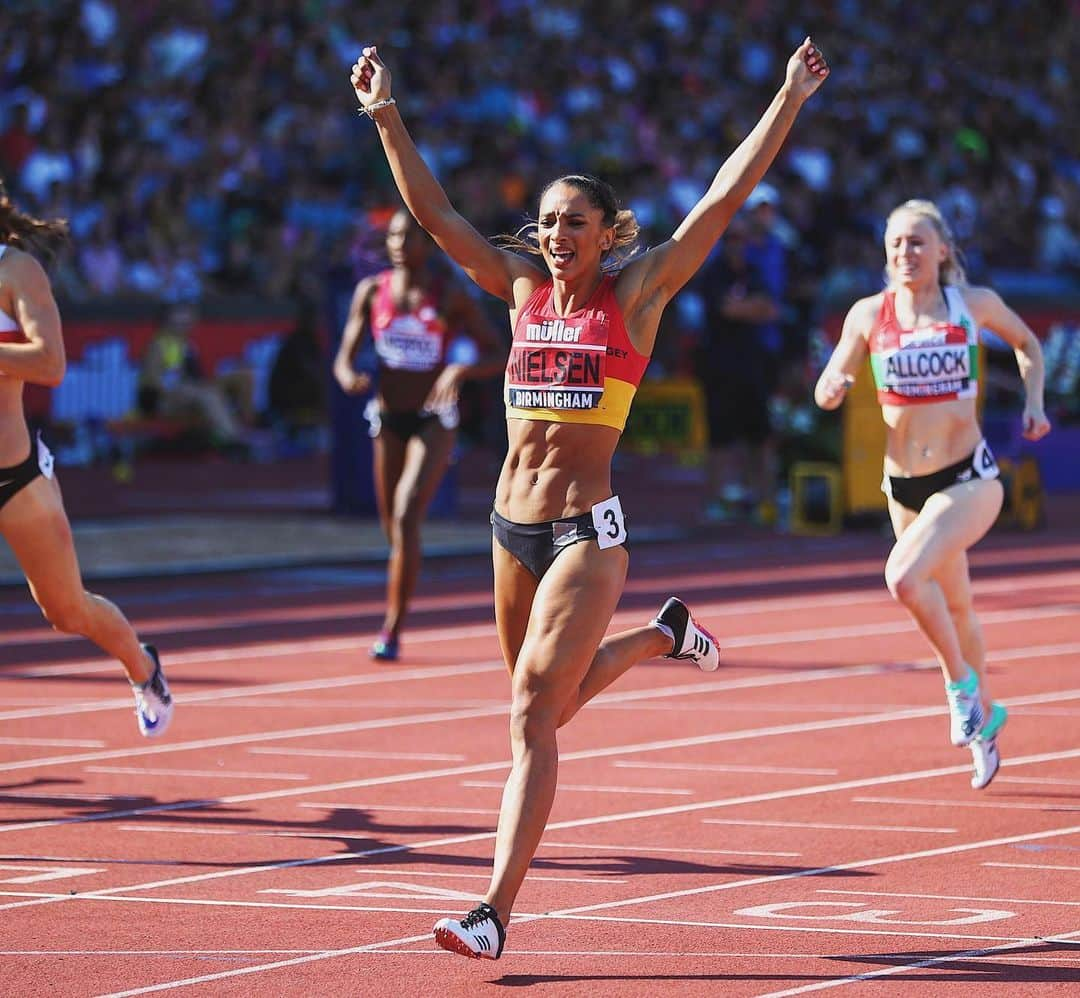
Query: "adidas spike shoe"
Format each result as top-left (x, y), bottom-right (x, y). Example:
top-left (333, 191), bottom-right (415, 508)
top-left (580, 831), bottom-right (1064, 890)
top-left (433, 902), bottom-right (505, 960)
top-left (132, 644), bottom-right (173, 738)
top-left (653, 597), bottom-right (720, 672)
top-left (969, 701), bottom-right (1007, 790)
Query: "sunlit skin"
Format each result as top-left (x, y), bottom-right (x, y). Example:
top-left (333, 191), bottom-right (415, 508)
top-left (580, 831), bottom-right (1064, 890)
top-left (0, 244), bottom-right (156, 687)
top-left (351, 38), bottom-right (828, 935)
top-left (814, 203), bottom-right (1050, 729)
top-left (333, 209), bottom-right (503, 647)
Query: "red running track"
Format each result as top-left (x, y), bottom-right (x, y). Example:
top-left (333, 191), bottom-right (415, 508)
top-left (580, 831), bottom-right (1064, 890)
top-left (1, 527), bottom-right (1079, 997)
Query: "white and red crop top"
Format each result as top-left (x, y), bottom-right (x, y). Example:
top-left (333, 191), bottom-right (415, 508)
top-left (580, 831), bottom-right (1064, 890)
top-left (0, 246), bottom-right (24, 377)
top-left (868, 286), bottom-right (979, 405)
top-left (369, 269), bottom-right (450, 373)
top-left (504, 276), bottom-right (649, 432)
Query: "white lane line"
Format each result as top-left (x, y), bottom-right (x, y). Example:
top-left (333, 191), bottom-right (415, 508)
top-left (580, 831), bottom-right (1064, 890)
top-left (10, 560), bottom-right (1078, 654)
top-left (754, 930), bottom-right (1080, 998)
top-left (819, 888), bottom-right (1080, 908)
top-left (997, 775), bottom-right (1080, 788)
top-left (721, 603), bottom-right (1080, 650)
top-left (0, 888), bottom-right (1056, 945)
top-left (0, 736), bottom-right (106, 748)
top-left (0, 658), bottom-right (916, 777)
top-left (0, 949), bottom-right (327, 956)
top-left (854, 796), bottom-right (1080, 813)
top-left (541, 841), bottom-right (801, 858)
top-left (0, 657), bottom-right (506, 722)
top-left (298, 803), bottom-right (501, 816)
top-left (1, 792), bottom-right (141, 802)
top-left (983, 862), bottom-right (1080, 872)
top-left (86, 767), bottom-right (310, 782)
top-left (274, 868), bottom-right (627, 884)
top-left (8, 609), bottom-right (1079, 726)
top-left (614, 761), bottom-right (839, 776)
top-left (702, 818), bottom-right (956, 834)
top-left (248, 748), bottom-right (467, 762)
top-left (5, 746), bottom-right (1080, 919)
top-left (461, 780), bottom-right (693, 796)
top-left (52, 895), bottom-right (1080, 998)
top-left (114, 825), bottom-right (488, 843)
top-left (7, 688), bottom-right (1080, 834)
top-left (540, 822), bottom-right (1080, 920)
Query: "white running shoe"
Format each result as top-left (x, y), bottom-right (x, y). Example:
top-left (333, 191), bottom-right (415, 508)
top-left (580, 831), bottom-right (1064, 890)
top-left (433, 902), bottom-right (505, 960)
top-left (969, 702), bottom-right (1007, 790)
top-left (132, 644), bottom-right (173, 738)
top-left (969, 735), bottom-right (1000, 790)
top-left (945, 669), bottom-right (983, 747)
top-left (653, 597), bottom-right (720, 672)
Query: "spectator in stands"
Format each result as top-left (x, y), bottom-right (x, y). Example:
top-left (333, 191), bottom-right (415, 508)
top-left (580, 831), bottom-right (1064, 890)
top-left (333, 208), bottom-right (504, 662)
top-left (136, 302), bottom-right (250, 454)
top-left (351, 35), bottom-right (827, 960)
top-left (698, 217), bottom-right (780, 522)
top-left (267, 300), bottom-right (326, 451)
top-left (0, 183), bottom-right (172, 737)
top-left (1, 3), bottom-right (1074, 304)
top-left (814, 198), bottom-right (1050, 791)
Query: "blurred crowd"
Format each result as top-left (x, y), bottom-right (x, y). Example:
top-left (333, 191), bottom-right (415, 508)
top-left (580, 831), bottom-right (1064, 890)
top-left (1, 0), bottom-right (1076, 311)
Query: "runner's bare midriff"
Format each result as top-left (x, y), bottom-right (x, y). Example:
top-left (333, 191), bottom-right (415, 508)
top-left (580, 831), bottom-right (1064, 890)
top-left (882, 397), bottom-right (983, 477)
top-left (378, 367), bottom-right (443, 413)
top-left (0, 382), bottom-right (30, 466)
top-left (496, 418), bottom-right (621, 522)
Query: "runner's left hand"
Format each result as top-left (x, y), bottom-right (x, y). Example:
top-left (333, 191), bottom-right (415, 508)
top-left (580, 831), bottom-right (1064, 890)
top-left (1022, 403), bottom-right (1051, 441)
top-left (785, 37), bottom-right (830, 102)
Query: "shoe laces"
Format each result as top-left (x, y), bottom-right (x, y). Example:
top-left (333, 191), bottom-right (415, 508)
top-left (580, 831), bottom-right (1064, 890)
top-left (459, 904), bottom-right (496, 930)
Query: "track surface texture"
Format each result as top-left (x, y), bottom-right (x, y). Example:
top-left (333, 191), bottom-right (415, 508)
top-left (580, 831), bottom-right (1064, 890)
top-left (2, 520), bottom-right (1079, 997)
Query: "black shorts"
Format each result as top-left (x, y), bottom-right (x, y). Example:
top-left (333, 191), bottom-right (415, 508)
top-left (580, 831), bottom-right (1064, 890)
top-left (491, 496), bottom-right (628, 580)
top-left (883, 440), bottom-right (1000, 513)
top-left (379, 409), bottom-right (439, 441)
top-left (0, 436), bottom-right (48, 511)
top-left (365, 400), bottom-right (458, 441)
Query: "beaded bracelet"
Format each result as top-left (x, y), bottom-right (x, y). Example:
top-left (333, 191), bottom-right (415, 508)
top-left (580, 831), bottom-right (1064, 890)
top-left (358, 97), bottom-right (396, 118)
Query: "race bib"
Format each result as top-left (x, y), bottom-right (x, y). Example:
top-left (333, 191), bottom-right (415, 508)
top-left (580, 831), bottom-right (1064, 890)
top-left (507, 314), bottom-right (609, 410)
top-left (876, 341), bottom-right (977, 398)
top-left (375, 316), bottom-right (444, 371)
top-left (36, 433), bottom-right (54, 480)
top-left (972, 439), bottom-right (999, 480)
top-left (591, 495), bottom-right (627, 550)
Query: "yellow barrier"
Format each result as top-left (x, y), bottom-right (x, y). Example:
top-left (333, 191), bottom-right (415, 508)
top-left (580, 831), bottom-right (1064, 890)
top-left (997, 456), bottom-right (1045, 531)
top-left (622, 377), bottom-right (708, 458)
top-left (790, 461), bottom-right (844, 535)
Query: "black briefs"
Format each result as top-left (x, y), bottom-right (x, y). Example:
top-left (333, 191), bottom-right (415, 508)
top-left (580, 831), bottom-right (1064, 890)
top-left (491, 498), bottom-right (628, 580)
top-left (883, 439), bottom-right (1000, 513)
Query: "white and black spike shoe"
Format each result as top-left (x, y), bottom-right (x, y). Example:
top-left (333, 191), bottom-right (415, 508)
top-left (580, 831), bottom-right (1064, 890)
top-left (653, 597), bottom-right (720, 672)
top-left (434, 902), bottom-right (505, 960)
top-left (131, 644), bottom-right (173, 738)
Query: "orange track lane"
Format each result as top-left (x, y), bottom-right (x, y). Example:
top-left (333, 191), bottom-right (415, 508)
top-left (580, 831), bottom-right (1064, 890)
top-left (1, 527), bottom-right (1079, 997)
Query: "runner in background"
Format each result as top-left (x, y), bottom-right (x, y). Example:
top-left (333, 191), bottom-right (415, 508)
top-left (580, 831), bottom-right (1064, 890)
top-left (815, 198), bottom-right (1050, 789)
top-left (0, 182), bottom-right (173, 737)
top-left (334, 209), bottom-right (504, 661)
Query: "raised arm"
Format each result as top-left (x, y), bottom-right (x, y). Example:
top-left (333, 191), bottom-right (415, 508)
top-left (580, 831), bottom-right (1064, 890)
top-left (966, 286), bottom-right (1051, 441)
top-left (0, 250), bottom-right (65, 386)
top-left (814, 296), bottom-right (875, 410)
top-left (332, 276), bottom-right (376, 396)
top-left (352, 47), bottom-right (542, 305)
top-left (622, 39), bottom-right (829, 315)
